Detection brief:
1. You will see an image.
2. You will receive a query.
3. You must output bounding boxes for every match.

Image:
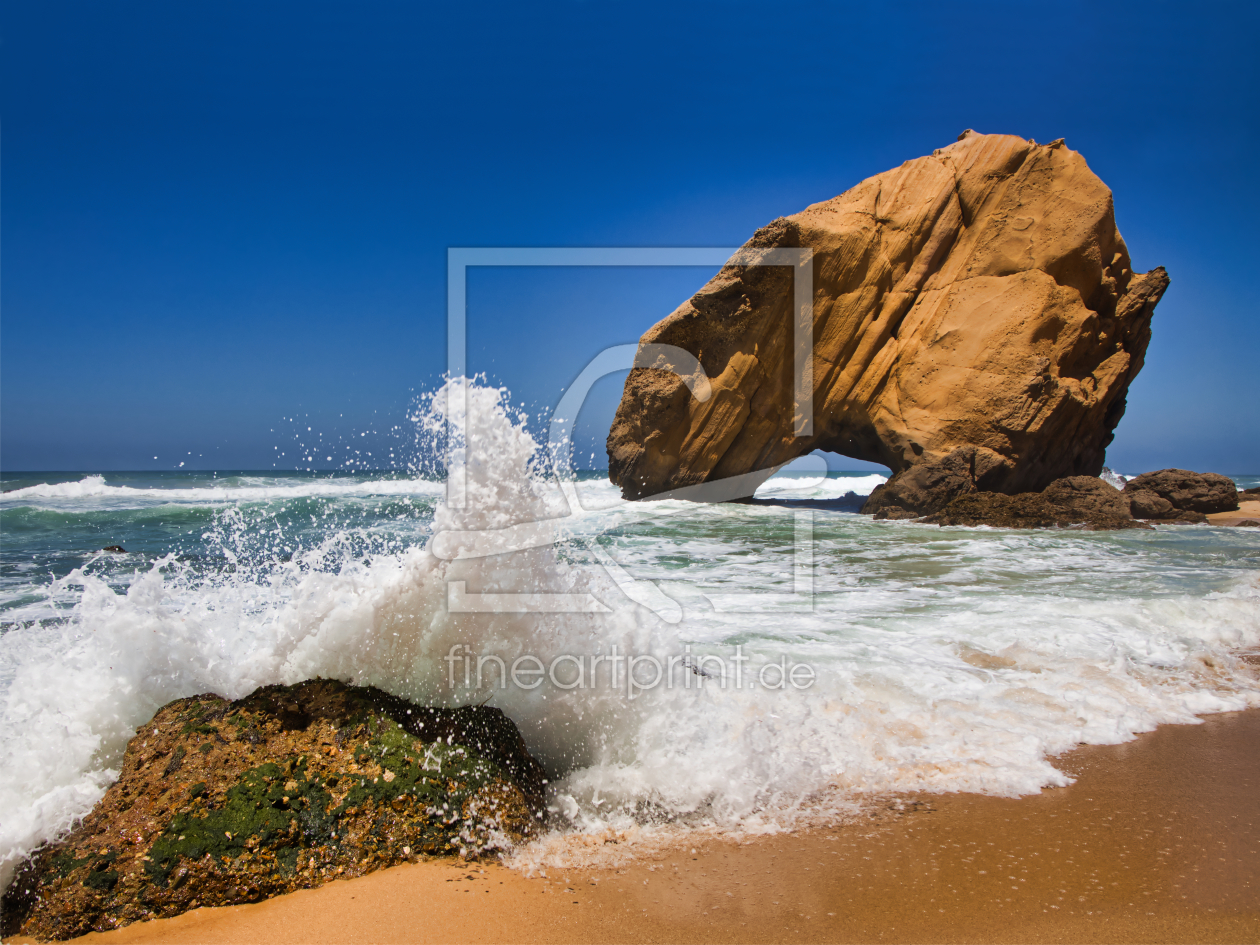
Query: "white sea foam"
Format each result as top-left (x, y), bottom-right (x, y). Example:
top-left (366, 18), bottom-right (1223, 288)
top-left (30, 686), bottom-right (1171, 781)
top-left (2, 380), bottom-right (1259, 887)
top-left (754, 472), bottom-right (887, 500)
top-left (0, 474), bottom-right (444, 507)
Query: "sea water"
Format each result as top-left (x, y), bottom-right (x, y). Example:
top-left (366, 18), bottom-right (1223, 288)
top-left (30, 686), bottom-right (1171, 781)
top-left (2, 380), bottom-right (1258, 886)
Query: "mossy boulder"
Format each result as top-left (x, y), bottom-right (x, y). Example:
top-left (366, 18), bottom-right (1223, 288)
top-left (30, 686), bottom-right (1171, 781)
top-left (2, 679), bottom-right (547, 941)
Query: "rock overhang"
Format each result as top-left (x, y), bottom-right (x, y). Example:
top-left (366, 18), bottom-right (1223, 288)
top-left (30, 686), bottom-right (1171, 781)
top-left (607, 131), bottom-right (1168, 501)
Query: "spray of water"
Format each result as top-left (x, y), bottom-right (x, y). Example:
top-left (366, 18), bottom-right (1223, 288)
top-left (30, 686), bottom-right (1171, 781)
top-left (3, 378), bottom-right (1259, 889)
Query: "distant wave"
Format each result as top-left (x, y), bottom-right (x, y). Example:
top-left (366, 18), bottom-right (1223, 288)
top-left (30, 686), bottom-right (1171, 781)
top-left (754, 472), bottom-right (886, 499)
top-left (1, 470), bottom-right (890, 508)
top-left (0, 474), bottom-right (446, 505)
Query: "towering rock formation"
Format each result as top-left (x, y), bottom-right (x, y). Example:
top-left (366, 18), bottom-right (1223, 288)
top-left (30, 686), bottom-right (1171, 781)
top-left (607, 131), bottom-right (1169, 500)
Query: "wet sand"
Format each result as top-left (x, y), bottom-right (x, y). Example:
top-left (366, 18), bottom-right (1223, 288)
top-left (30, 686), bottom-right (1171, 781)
top-left (32, 708), bottom-right (1258, 944)
top-left (1209, 499), bottom-right (1260, 526)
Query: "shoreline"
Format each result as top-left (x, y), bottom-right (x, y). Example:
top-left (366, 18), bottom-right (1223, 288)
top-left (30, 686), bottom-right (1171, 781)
top-left (23, 708), bottom-right (1258, 945)
top-left (1209, 498), bottom-right (1260, 526)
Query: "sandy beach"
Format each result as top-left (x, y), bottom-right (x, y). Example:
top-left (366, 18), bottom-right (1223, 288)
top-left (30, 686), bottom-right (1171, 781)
top-left (1209, 499), bottom-right (1260, 526)
top-left (22, 708), bottom-right (1254, 945)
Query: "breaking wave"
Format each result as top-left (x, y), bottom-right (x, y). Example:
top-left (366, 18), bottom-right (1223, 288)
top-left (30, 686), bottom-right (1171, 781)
top-left (2, 379), bottom-right (1259, 885)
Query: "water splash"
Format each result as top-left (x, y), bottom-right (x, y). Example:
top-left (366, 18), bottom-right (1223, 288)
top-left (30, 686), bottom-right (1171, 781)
top-left (2, 379), bottom-right (1259, 886)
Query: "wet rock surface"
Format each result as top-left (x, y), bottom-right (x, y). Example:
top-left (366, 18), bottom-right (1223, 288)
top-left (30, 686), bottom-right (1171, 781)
top-left (2, 680), bottom-right (546, 941)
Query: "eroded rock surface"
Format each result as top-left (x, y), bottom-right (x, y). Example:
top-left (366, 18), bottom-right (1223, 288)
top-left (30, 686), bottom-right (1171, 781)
top-left (2, 680), bottom-right (546, 941)
top-left (608, 131), bottom-right (1168, 500)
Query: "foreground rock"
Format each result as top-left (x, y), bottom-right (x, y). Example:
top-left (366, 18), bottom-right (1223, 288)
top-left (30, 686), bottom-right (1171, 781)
top-left (2, 680), bottom-right (546, 941)
top-left (609, 131), bottom-right (1168, 500)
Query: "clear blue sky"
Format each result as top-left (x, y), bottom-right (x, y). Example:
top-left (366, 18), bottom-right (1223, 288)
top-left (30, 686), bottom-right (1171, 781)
top-left (2, 1), bottom-right (1257, 474)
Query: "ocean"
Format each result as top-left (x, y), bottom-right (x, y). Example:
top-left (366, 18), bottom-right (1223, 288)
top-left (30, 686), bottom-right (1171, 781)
top-left (3, 380), bottom-right (1259, 886)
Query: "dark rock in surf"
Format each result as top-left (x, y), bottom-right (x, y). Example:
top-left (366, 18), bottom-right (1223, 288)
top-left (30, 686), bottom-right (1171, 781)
top-left (861, 446), bottom-right (1010, 516)
top-left (922, 489), bottom-right (1147, 530)
top-left (1041, 475), bottom-right (1131, 519)
top-left (838, 491), bottom-right (864, 511)
top-left (2, 680), bottom-right (546, 941)
top-left (873, 506), bottom-right (921, 520)
top-left (1125, 489), bottom-right (1174, 519)
top-left (1124, 490), bottom-right (1207, 522)
top-left (883, 473), bottom-right (1214, 529)
top-left (1122, 469), bottom-right (1238, 515)
top-left (102, 546), bottom-right (127, 553)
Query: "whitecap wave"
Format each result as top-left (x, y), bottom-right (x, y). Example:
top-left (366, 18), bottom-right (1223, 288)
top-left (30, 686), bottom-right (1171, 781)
top-left (2, 380), bottom-right (1258, 886)
top-left (0, 474), bottom-right (444, 506)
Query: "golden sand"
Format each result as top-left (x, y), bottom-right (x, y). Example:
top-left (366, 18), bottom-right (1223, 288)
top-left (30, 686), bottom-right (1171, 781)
top-left (1208, 499), bottom-right (1260, 526)
top-left (29, 709), bottom-right (1258, 944)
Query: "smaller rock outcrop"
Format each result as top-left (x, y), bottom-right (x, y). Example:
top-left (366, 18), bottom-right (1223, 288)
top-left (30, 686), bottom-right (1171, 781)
top-left (861, 446), bottom-right (1010, 518)
top-left (1122, 469), bottom-right (1238, 520)
top-left (2, 680), bottom-right (547, 941)
top-left (1041, 475), bottom-right (1133, 519)
top-left (922, 491), bottom-right (1149, 529)
top-left (1125, 491), bottom-right (1205, 523)
top-left (870, 468), bottom-right (1242, 529)
top-left (923, 477), bottom-right (1145, 530)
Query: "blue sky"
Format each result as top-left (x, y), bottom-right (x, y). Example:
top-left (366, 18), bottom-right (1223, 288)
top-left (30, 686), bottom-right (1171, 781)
top-left (2, 1), bottom-right (1257, 474)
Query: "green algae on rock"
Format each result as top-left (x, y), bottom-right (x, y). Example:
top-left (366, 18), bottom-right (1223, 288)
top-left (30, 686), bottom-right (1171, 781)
top-left (2, 679), bottom-right (547, 941)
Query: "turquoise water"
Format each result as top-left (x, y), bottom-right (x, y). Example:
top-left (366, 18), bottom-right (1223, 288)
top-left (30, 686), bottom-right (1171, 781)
top-left (0, 472), bottom-right (441, 630)
top-left (2, 393), bottom-right (1259, 882)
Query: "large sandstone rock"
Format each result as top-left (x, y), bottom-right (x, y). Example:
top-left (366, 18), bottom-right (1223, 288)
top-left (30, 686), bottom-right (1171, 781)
top-left (2, 680), bottom-right (546, 941)
top-left (608, 131), bottom-right (1169, 500)
top-left (1122, 469), bottom-right (1239, 515)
